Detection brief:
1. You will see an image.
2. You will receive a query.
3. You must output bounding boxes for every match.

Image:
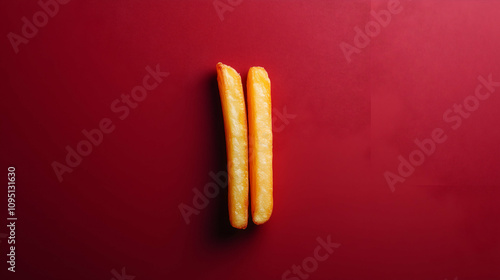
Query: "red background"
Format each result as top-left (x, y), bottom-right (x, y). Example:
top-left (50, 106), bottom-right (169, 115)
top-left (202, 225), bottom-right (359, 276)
top-left (1, 0), bottom-right (500, 279)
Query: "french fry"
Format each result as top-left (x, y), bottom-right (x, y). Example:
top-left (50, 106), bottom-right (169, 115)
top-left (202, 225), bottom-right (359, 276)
top-left (247, 67), bottom-right (273, 225)
top-left (216, 62), bottom-right (249, 229)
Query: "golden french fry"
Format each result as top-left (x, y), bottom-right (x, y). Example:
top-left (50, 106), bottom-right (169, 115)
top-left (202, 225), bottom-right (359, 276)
top-left (216, 62), bottom-right (249, 229)
top-left (247, 66), bottom-right (273, 225)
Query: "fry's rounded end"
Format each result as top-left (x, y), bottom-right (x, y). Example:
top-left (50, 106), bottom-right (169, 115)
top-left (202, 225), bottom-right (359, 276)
top-left (252, 209), bottom-right (272, 225)
top-left (230, 219), bottom-right (248, 229)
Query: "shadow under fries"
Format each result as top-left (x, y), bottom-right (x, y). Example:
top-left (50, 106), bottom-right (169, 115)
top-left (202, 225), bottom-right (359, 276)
top-left (205, 72), bottom-right (259, 244)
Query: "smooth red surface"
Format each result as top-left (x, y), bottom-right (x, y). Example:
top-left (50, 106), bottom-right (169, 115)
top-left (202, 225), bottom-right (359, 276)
top-left (1, 1), bottom-right (500, 279)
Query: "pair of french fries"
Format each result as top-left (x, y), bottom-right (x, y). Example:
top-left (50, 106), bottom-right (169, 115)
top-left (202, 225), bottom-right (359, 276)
top-left (216, 62), bottom-right (273, 229)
